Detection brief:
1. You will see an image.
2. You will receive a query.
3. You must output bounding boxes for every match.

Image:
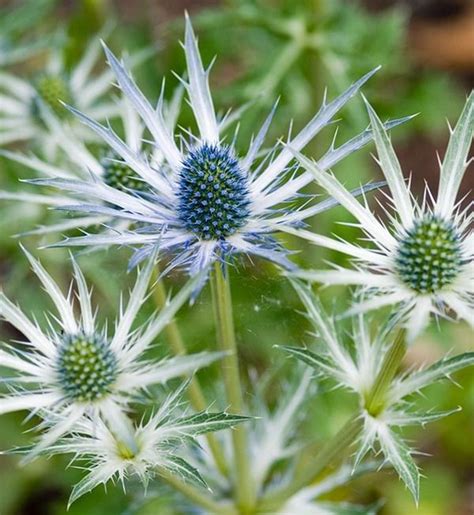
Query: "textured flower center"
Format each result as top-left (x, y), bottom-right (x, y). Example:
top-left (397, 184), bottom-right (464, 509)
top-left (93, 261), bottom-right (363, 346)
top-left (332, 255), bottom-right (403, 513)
top-left (34, 75), bottom-right (72, 118)
top-left (177, 143), bottom-right (250, 240)
top-left (57, 334), bottom-right (118, 402)
top-left (102, 153), bottom-right (146, 193)
top-left (395, 215), bottom-right (462, 294)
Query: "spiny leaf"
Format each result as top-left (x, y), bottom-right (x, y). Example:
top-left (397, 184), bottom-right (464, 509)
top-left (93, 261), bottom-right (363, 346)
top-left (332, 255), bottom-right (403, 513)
top-left (164, 455), bottom-right (208, 490)
top-left (278, 345), bottom-right (337, 376)
top-left (377, 425), bottom-right (420, 503)
top-left (169, 411), bottom-right (252, 436)
top-left (389, 352), bottom-right (474, 402)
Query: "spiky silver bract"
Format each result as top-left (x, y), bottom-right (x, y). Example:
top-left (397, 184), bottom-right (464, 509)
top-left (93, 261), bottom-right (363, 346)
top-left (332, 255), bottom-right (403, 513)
top-left (32, 16), bottom-right (413, 278)
top-left (288, 93), bottom-right (474, 341)
top-left (0, 29), bottom-right (148, 156)
top-left (282, 280), bottom-right (474, 503)
top-left (43, 383), bottom-right (250, 506)
top-left (0, 89), bottom-right (182, 237)
top-left (0, 247), bottom-right (223, 458)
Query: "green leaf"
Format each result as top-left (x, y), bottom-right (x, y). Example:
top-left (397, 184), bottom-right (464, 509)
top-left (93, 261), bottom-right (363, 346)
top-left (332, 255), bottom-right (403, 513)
top-left (169, 411), bottom-right (252, 436)
top-left (278, 345), bottom-right (338, 377)
top-left (389, 352), bottom-right (474, 402)
top-left (164, 455), bottom-right (208, 490)
top-left (377, 426), bottom-right (419, 504)
top-left (386, 407), bottom-right (462, 427)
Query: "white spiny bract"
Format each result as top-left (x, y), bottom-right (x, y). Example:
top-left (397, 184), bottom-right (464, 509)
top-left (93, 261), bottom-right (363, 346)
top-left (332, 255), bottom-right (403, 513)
top-left (283, 280), bottom-right (474, 503)
top-left (0, 89), bottom-right (183, 237)
top-left (43, 384), bottom-right (250, 506)
top-left (0, 29), bottom-right (147, 156)
top-left (32, 15), bottom-right (410, 276)
top-left (187, 368), bottom-right (315, 498)
top-left (0, 247), bottom-right (223, 458)
top-left (279, 463), bottom-right (381, 515)
top-left (289, 93), bottom-right (473, 342)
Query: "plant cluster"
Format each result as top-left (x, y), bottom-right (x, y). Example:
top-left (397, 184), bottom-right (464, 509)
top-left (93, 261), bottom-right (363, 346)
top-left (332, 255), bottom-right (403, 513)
top-left (0, 2), bottom-right (472, 514)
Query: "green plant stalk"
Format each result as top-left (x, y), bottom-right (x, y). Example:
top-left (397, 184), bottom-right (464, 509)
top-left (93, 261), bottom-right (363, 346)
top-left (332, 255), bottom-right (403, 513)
top-left (259, 329), bottom-right (407, 511)
top-left (158, 468), bottom-right (237, 515)
top-left (243, 37), bottom-right (304, 100)
top-left (365, 329), bottom-right (407, 416)
top-left (151, 269), bottom-right (229, 477)
top-left (258, 415), bottom-right (362, 511)
top-left (210, 263), bottom-right (255, 514)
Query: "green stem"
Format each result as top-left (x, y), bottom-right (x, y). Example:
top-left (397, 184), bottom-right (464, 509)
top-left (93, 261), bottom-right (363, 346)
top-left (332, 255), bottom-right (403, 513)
top-left (365, 329), bottom-right (407, 416)
top-left (259, 329), bottom-right (407, 511)
top-left (152, 269), bottom-right (229, 477)
top-left (158, 468), bottom-right (237, 515)
top-left (211, 263), bottom-right (255, 514)
top-left (243, 37), bottom-right (304, 100)
top-left (258, 415), bottom-right (362, 511)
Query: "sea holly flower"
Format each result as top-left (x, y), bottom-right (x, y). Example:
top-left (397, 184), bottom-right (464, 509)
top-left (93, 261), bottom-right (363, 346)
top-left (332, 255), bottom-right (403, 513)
top-left (43, 384), bottom-right (250, 506)
top-left (0, 30), bottom-right (148, 155)
top-left (0, 89), bottom-right (183, 237)
top-left (34, 15), bottom-right (409, 276)
top-left (281, 280), bottom-right (474, 503)
top-left (288, 93), bottom-right (473, 341)
top-left (0, 246), bottom-right (223, 458)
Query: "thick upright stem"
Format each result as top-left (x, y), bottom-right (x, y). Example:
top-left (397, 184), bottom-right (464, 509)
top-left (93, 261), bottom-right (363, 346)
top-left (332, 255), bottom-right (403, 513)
top-left (365, 329), bottom-right (407, 416)
top-left (151, 269), bottom-right (228, 476)
top-left (211, 263), bottom-right (255, 514)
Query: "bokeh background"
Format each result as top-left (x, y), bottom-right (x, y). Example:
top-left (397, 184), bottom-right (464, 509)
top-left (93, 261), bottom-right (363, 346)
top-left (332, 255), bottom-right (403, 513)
top-left (0, 1), bottom-right (472, 514)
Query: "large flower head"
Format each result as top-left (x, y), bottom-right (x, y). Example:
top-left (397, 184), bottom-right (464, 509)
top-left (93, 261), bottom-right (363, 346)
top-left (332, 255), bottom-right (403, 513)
top-left (289, 94), bottom-right (473, 341)
top-left (0, 247), bottom-right (222, 457)
top-left (0, 29), bottom-right (147, 156)
top-left (36, 16), bottom-right (407, 276)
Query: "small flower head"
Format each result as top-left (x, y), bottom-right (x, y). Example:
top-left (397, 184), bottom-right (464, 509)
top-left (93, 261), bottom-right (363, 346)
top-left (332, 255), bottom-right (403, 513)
top-left (102, 151), bottom-right (147, 193)
top-left (290, 93), bottom-right (474, 340)
top-left (0, 246), bottom-right (222, 457)
top-left (57, 332), bottom-right (118, 402)
top-left (0, 30), bottom-right (148, 154)
top-left (33, 74), bottom-right (73, 119)
top-left (394, 215), bottom-right (463, 294)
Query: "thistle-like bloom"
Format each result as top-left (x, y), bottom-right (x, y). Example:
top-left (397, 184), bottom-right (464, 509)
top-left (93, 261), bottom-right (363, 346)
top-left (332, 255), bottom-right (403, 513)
top-left (0, 90), bottom-right (182, 237)
top-left (0, 30), bottom-right (147, 155)
top-left (45, 384), bottom-right (249, 506)
top-left (282, 280), bottom-right (474, 503)
top-left (289, 94), bottom-right (473, 341)
top-left (0, 247), bottom-right (222, 456)
top-left (36, 16), bottom-right (407, 275)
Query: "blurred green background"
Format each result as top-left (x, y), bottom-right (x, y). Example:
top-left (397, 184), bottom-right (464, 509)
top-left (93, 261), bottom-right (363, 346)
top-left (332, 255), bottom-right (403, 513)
top-left (0, 0), bottom-right (472, 514)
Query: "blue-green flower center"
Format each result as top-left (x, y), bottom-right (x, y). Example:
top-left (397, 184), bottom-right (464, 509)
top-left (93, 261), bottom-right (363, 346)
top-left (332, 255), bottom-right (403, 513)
top-left (177, 143), bottom-right (250, 240)
top-left (395, 215), bottom-right (462, 294)
top-left (33, 74), bottom-right (72, 118)
top-left (57, 334), bottom-right (118, 402)
top-left (102, 153), bottom-right (147, 193)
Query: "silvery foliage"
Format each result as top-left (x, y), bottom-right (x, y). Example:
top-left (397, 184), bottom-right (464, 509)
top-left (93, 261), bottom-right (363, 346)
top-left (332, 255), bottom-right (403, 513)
top-left (289, 94), bottom-right (473, 342)
top-left (282, 280), bottom-right (474, 503)
top-left (31, 16), bottom-right (410, 278)
top-left (0, 248), bottom-right (249, 501)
